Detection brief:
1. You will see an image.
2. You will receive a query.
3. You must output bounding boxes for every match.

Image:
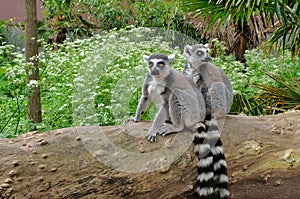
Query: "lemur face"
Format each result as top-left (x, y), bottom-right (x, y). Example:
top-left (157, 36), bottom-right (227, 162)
top-left (143, 54), bottom-right (175, 76)
top-left (184, 44), bottom-right (209, 60)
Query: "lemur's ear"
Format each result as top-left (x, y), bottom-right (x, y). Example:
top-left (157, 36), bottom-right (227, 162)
top-left (143, 55), bottom-right (149, 62)
top-left (168, 54), bottom-right (175, 65)
top-left (184, 45), bottom-right (192, 56)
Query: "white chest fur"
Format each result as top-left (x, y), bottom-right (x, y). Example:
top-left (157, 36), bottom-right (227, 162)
top-left (148, 81), bottom-right (165, 108)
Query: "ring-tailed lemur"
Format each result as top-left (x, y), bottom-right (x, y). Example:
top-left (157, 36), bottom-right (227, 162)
top-left (123, 47), bottom-right (211, 124)
top-left (184, 44), bottom-right (232, 114)
top-left (143, 54), bottom-right (221, 199)
top-left (142, 54), bottom-right (206, 142)
top-left (184, 44), bottom-right (233, 199)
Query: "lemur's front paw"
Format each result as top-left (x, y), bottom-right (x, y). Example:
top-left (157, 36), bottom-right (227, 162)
top-left (146, 130), bottom-right (157, 142)
top-left (157, 125), bottom-right (168, 136)
top-left (157, 123), bottom-right (176, 137)
top-left (122, 118), bottom-right (140, 125)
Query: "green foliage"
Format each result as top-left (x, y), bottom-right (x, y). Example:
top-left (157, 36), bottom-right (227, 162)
top-left (41, 0), bottom-right (95, 40)
top-left (212, 39), bottom-right (299, 115)
top-left (0, 45), bottom-right (28, 137)
top-left (0, 27), bottom-right (188, 137)
top-left (1, 27), bottom-right (298, 138)
top-left (40, 0), bottom-right (201, 43)
top-left (255, 70), bottom-right (300, 114)
top-left (0, 20), bottom-right (8, 45)
top-left (263, 1), bottom-right (300, 59)
top-left (0, 19), bottom-right (16, 46)
top-left (83, 0), bottom-right (132, 31)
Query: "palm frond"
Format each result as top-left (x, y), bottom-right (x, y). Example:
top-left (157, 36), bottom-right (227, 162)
top-left (231, 92), bottom-right (264, 115)
top-left (254, 70), bottom-right (300, 112)
top-left (180, 0), bottom-right (300, 59)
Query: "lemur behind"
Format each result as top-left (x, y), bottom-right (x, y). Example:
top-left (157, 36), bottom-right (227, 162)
top-left (185, 44), bottom-right (232, 199)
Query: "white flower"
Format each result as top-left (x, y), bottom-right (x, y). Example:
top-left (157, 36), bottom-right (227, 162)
top-left (49, 87), bottom-right (57, 91)
top-left (27, 80), bottom-right (39, 88)
top-left (58, 104), bottom-right (68, 111)
top-left (6, 68), bottom-right (16, 79)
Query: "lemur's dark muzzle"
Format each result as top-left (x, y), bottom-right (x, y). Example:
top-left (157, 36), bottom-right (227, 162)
top-left (151, 69), bottom-right (160, 75)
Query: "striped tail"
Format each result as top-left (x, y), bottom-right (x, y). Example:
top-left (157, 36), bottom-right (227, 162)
top-left (193, 114), bottom-right (229, 199)
top-left (206, 114), bottom-right (230, 199)
top-left (193, 122), bottom-right (214, 198)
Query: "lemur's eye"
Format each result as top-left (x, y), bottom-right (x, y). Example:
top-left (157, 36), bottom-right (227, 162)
top-left (158, 62), bottom-right (165, 67)
top-left (148, 62), bottom-right (154, 68)
top-left (197, 51), bottom-right (203, 56)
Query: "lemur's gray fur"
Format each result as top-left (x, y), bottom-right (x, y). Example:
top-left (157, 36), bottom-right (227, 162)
top-left (183, 44), bottom-right (212, 79)
top-left (142, 54), bottom-right (206, 142)
top-left (184, 44), bottom-right (232, 199)
top-left (184, 44), bottom-right (232, 115)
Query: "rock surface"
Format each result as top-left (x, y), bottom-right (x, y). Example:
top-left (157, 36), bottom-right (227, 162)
top-left (0, 111), bottom-right (299, 199)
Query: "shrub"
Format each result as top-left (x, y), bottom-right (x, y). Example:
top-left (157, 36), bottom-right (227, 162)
top-left (0, 27), bottom-right (193, 137)
top-left (1, 28), bottom-right (298, 138)
top-left (212, 39), bottom-right (299, 115)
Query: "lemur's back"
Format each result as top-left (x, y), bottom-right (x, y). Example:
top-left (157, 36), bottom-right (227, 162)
top-left (192, 62), bottom-right (233, 111)
top-left (184, 44), bottom-right (233, 114)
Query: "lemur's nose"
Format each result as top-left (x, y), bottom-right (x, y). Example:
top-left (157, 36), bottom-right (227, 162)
top-left (151, 69), bottom-right (160, 75)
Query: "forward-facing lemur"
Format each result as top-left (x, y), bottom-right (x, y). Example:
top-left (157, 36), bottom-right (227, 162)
top-left (142, 54), bottom-right (206, 142)
top-left (184, 44), bottom-right (233, 199)
top-left (183, 43), bottom-right (212, 79)
top-left (124, 47), bottom-right (230, 198)
top-left (124, 47), bottom-right (211, 124)
top-left (143, 54), bottom-right (222, 199)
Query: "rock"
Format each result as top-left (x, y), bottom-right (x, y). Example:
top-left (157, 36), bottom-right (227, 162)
top-left (4, 178), bottom-right (13, 184)
top-left (264, 175), bottom-right (271, 182)
top-left (275, 179), bottom-right (283, 186)
top-left (0, 183), bottom-right (10, 188)
top-left (12, 160), bottom-right (19, 167)
top-left (38, 164), bottom-right (46, 170)
top-left (38, 177), bottom-right (44, 182)
top-left (8, 170), bottom-right (16, 177)
top-left (42, 154), bottom-right (48, 159)
top-left (139, 147), bottom-right (145, 153)
top-left (40, 140), bottom-right (48, 145)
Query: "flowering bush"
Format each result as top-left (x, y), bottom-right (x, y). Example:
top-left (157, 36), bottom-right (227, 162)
top-left (213, 41), bottom-right (299, 114)
top-left (0, 27), bottom-right (299, 137)
top-left (0, 44), bottom-right (28, 137)
top-left (0, 27), bottom-right (190, 137)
